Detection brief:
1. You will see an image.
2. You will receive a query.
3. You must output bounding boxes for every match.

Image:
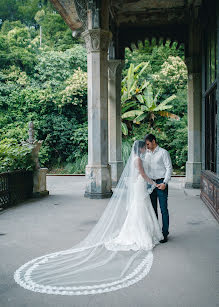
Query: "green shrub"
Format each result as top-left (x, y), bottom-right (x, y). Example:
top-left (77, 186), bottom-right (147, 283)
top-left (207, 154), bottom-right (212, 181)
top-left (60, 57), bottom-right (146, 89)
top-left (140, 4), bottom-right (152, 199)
top-left (64, 155), bottom-right (88, 174)
top-left (122, 139), bottom-right (133, 165)
top-left (34, 46), bottom-right (87, 88)
top-left (0, 138), bottom-right (34, 172)
top-left (68, 122), bottom-right (88, 162)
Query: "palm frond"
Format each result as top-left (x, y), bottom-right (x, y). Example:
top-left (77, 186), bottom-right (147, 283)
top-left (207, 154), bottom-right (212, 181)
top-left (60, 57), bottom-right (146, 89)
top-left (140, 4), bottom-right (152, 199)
top-left (138, 62), bottom-right (150, 76)
top-left (133, 113), bottom-right (148, 123)
top-left (121, 101), bottom-right (137, 113)
top-left (158, 111), bottom-right (180, 120)
top-left (122, 110), bottom-right (143, 119)
top-left (154, 105), bottom-right (173, 111)
top-left (121, 122), bottom-right (128, 135)
top-left (136, 94), bottom-right (144, 103)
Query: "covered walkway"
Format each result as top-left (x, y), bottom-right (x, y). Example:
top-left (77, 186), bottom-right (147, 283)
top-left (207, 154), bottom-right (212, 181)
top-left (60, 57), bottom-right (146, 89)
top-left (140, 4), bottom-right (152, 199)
top-left (0, 176), bottom-right (218, 307)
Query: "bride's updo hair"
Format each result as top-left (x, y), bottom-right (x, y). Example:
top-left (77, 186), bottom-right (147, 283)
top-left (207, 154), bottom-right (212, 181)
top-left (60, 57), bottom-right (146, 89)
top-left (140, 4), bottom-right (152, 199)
top-left (134, 140), bottom-right (145, 157)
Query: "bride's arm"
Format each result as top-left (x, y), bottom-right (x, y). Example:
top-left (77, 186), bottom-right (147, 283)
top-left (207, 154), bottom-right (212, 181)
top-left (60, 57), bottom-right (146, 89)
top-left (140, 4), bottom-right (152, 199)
top-left (135, 157), bottom-right (157, 186)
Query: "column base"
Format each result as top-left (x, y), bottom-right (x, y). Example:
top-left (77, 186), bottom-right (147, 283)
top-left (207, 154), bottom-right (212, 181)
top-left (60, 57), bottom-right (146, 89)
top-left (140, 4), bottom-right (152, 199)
top-left (185, 162), bottom-right (202, 189)
top-left (185, 182), bottom-right (200, 189)
top-left (32, 190), bottom-right (49, 198)
top-left (84, 165), bottom-right (112, 199)
top-left (109, 161), bottom-right (124, 187)
top-left (84, 191), bottom-right (112, 199)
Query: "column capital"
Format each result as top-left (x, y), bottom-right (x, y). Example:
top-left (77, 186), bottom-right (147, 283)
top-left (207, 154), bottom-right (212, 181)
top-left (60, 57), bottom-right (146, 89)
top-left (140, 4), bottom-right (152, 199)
top-left (82, 29), bottom-right (112, 53)
top-left (108, 59), bottom-right (124, 80)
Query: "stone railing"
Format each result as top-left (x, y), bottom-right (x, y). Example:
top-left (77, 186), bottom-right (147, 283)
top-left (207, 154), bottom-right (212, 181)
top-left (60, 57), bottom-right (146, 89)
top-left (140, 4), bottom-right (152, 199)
top-left (0, 170), bottom-right (33, 210)
top-left (200, 170), bottom-right (219, 222)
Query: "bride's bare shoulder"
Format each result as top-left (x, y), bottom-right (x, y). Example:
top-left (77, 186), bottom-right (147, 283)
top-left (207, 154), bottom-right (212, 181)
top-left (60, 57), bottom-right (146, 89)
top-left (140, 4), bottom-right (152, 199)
top-left (133, 155), bottom-right (140, 161)
top-left (134, 156), bottom-right (142, 167)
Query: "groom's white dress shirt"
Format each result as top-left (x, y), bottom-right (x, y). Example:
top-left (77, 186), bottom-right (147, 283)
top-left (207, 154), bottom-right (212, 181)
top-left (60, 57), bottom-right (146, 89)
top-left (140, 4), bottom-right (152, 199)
top-left (143, 146), bottom-right (172, 184)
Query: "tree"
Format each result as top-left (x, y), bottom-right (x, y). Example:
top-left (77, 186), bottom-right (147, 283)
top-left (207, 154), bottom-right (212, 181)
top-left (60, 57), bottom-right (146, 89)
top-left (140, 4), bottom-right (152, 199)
top-left (0, 0), bottom-right (52, 26)
top-left (133, 85), bottom-right (179, 127)
top-left (121, 63), bottom-right (179, 134)
top-left (153, 56), bottom-right (187, 93)
top-left (121, 62), bottom-right (150, 135)
top-left (34, 9), bottom-right (79, 50)
top-left (0, 11), bottom-right (188, 174)
top-left (0, 21), bottom-right (36, 72)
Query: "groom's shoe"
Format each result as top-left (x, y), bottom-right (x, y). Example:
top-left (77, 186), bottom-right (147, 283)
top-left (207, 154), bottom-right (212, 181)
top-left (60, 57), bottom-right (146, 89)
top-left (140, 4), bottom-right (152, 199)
top-left (160, 236), bottom-right (168, 244)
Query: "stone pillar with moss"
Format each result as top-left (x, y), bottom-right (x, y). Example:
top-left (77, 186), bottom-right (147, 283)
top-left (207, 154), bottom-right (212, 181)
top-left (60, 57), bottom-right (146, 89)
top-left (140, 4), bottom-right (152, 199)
top-left (108, 59), bottom-right (124, 187)
top-left (185, 18), bottom-right (202, 188)
top-left (82, 29), bottom-right (112, 199)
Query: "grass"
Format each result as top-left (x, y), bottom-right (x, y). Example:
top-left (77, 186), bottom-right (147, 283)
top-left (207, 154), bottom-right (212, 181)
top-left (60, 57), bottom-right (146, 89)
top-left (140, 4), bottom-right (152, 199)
top-left (48, 155), bottom-right (88, 174)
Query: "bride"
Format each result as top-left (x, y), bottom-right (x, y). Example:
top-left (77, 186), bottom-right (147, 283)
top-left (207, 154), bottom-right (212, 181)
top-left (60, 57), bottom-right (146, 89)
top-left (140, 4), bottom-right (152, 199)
top-left (14, 140), bottom-right (163, 295)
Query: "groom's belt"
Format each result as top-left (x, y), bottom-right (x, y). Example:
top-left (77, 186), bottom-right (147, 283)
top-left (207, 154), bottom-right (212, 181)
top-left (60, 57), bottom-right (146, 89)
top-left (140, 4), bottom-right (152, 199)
top-left (152, 178), bottom-right (164, 182)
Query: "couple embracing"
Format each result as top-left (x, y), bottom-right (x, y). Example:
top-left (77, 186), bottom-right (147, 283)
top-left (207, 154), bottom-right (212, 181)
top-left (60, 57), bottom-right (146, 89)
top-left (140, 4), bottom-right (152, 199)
top-left (105, 133), bottom-right (172, 251)
top-left (14, 133), bottom-right (173, 296)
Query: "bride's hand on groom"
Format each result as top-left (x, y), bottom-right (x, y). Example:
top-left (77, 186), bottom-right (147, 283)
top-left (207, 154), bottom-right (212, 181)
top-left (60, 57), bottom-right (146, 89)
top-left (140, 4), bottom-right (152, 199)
top-left (157, 183), bottom-right (166, 190)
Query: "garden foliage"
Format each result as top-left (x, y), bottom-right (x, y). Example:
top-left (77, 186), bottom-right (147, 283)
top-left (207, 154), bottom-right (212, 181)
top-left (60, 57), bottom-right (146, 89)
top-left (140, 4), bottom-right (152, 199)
top-left (0, 2), bottom-right (188, 173)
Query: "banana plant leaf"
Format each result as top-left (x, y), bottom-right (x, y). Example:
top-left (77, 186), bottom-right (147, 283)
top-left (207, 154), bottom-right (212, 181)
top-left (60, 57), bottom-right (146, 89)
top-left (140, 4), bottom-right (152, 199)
top-left (133, 112), bottom-right (148, 123)
top-left (121, 122), bottom-right (128, 135)
top-left (122, 110), bottom-right (143, 119)
top-left (121, 101), bottom-right (138, 113)
top-left (158, 111), bottom-right (180, 120)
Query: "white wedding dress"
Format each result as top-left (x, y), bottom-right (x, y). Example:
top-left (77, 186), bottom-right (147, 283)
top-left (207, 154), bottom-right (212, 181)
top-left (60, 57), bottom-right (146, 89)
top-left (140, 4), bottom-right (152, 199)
top-left (105, 156), bottom-right (163, 251)
top-left (14, 141), bottom-right (163, 296)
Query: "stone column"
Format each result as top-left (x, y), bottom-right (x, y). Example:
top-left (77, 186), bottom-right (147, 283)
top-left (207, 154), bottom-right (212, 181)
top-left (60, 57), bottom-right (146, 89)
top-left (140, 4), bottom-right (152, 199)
top-left (185, 56), bottom-right (202, 188)
top-left (108, 60), bottom-right (124, 187)
top-left (82, 29), bottom-right (112, 199)
top-left (185, 16), bottom-right (202, 189)
top-left (216, 3), bottom-right (219, 175)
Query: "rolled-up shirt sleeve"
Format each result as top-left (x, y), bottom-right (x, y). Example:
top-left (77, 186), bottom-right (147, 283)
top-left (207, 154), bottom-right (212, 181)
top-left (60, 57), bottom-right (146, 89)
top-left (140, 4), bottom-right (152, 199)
top-left (163, 151), bottom-right (172, 184)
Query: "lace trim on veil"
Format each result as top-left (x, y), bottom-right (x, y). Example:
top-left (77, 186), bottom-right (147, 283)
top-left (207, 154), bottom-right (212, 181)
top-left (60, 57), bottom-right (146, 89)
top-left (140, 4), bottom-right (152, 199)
top-left (14, 250), bottom-right (153, 295)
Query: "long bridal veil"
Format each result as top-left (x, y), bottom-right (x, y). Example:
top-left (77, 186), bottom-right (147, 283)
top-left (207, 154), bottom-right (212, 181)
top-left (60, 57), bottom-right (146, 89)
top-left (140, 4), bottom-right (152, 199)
top-left (14, 141), bottom-right (155, 295)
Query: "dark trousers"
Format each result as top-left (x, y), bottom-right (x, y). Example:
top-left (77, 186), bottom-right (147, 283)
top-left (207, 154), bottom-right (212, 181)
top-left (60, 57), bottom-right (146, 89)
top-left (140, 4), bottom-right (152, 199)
top-left (150, 178), bottom-right (169, 237)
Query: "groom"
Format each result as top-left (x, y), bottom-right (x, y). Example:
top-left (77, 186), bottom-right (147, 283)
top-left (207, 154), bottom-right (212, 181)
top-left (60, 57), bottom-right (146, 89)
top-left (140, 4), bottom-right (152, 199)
top-left (144, 134), bottom-right (172, 243)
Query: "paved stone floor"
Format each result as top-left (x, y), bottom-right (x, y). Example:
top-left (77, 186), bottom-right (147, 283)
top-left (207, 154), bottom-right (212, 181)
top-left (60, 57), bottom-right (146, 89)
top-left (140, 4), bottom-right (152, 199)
top-left (0, 176), bottom-right (218, 307)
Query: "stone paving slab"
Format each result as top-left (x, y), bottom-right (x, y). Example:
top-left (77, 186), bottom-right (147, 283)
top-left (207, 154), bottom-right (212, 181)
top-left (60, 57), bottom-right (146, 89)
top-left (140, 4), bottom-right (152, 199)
top-left (0, 176), bottom-right (218, 307)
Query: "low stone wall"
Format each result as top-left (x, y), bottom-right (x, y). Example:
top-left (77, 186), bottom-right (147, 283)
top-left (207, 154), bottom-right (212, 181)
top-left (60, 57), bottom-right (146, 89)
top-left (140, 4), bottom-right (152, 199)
top-left (200, 170), bottom-right (219, 222)
top-left (168, 176), bottom-right (186, 189)
top-left (0, 170), bottom-right (33, 210)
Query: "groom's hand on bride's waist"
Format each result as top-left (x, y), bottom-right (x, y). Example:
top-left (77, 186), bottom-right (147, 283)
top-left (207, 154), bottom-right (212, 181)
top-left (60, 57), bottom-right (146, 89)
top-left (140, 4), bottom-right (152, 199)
top-left (157, 183), bottom-right (166, 190)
